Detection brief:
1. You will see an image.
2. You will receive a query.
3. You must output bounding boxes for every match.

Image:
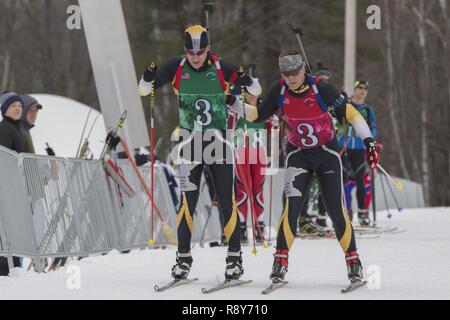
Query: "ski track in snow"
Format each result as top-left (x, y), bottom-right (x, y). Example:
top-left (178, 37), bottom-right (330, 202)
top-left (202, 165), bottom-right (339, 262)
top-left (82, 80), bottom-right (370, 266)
top-left (1, 208), bottom-right (449, 300)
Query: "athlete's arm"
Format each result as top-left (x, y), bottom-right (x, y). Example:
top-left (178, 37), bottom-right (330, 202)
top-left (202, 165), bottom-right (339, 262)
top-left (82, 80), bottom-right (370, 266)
top-left (138, 57), bottom-right (181, 96)
top-left (317, 80), bottom-right (372, 141)
top-left (227, 81), bottom-right (279, 122)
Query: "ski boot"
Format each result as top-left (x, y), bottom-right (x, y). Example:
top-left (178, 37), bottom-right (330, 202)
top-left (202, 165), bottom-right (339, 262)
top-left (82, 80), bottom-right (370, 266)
top-left (270, 249), bottom-right (289, 282)
top-left (298, 216), bottom-right (326, 237)
top-left (345, 251), bottom-right (364, 283)
top-left (225, 250), bottom-right (244, 280)
top-left (358, 209), bottom-right (370, 226)
top-left (255, 221), bottom-right (265, 243)
top-left (171, 251), bottom-right (193, 280)
top-left (240, 221), bottom-right (248, 243)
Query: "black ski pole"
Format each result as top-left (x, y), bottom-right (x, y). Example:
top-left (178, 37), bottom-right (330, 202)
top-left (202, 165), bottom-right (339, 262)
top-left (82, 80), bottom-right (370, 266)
top-left (287, 23), bottom-right (312, 74)
top-left (202, 0), bottom-right (214, 40)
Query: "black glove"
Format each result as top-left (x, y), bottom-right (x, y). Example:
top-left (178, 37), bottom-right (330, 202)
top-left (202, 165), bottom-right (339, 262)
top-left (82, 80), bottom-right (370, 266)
top-left (364, 137), bottom-right (379, 169)
top-left (135, 153), bottom-right (150, 166)
top-left (106, 132), bottom-right (121, 151)
top-left (143, 62), bottom-right (157, 82)
top-left (233, 70), bottom-right (253, 88)
top-left (226, 94), bottom-right (237, 105)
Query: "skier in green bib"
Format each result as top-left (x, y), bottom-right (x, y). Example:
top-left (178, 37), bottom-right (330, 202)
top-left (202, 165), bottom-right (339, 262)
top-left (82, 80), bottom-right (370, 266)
top-left (139, 25), bottom-right (261, 281)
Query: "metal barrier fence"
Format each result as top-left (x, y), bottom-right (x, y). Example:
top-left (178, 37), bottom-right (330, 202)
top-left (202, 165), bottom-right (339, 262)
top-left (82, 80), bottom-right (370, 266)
top-left (0, 146), bottom-right (222, 265)
top-left (0, 145), bottom-right (425, 266)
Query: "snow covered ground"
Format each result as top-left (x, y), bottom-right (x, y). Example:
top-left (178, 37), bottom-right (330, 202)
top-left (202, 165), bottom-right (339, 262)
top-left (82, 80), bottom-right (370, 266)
top-left (1, 207), bottom-right (449, 300)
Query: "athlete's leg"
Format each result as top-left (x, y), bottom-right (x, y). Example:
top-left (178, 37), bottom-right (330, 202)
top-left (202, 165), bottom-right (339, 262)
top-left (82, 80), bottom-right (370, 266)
top-left (276, 150), bottom-right (314, 251)
top-left (271, 149), bottom-right (313, 281)
top-left (234, 162), bottom-right (249, 223)
top-left (176, 162), bottom-right (204, 254)
top-left (318, 145), bottom-right (357, 253)
top-left (251, 147), bottom-right (266, 223)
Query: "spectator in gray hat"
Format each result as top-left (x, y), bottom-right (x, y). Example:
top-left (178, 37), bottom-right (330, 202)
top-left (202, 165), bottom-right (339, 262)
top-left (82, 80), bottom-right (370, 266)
top-left (0, 91), bottom-right (30, 153)
top-left (19, 95), bottom-right (43, 154)
top-left (0, 91), bottom-right (29, 276)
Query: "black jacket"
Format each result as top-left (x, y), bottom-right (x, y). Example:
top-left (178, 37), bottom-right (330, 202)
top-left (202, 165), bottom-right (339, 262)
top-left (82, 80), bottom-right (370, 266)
top-left (0, 116), bottom-right (31, 153)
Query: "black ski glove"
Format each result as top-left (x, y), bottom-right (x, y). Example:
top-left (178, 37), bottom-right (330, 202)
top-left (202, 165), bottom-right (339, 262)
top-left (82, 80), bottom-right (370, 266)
top-left (226, 94), bottom-right (237, 105)
top-left (233, 70), bottom-right (253, 88)
top-left (106, 132), bottom-right (121, 151)
top-left (364, 137), bottom-right (379, 169)
top-left (143, 62), bottom-right (157, 82)
top-left (135, 153), bottom-right (150, 166)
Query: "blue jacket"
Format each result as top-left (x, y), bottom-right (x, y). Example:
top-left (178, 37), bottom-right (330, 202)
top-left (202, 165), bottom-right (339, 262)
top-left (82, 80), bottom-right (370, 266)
top-left (338, 102), bottom-right (377, 150)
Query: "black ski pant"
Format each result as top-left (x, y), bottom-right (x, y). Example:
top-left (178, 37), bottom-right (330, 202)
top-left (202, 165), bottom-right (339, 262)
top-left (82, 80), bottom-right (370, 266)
top-left (299, 175), bottom-right (327, 219)
top-left (342, 149), bottom-right (367, 211)
top-left (276, 141), bottom-right (357, 253)
top-left (175, 130), bottom-right (240, 254)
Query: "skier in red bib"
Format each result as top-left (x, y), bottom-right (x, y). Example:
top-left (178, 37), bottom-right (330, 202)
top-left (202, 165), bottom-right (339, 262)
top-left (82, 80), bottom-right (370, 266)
top-left (139, 25), bottom-right (261, 281)
top-left (228, 50), bottom-right (379, 286)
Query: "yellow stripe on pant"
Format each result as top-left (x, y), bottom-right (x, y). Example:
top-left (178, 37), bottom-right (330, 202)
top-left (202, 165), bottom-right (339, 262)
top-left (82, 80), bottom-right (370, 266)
top-left (337, 201), bottom-right (353, 252)
top-left (277, 198), bottom-right (296, 250)
top-left (224, 196), bottom-right (238, 241)
top-left (176, 192), bottom-right (193, 233)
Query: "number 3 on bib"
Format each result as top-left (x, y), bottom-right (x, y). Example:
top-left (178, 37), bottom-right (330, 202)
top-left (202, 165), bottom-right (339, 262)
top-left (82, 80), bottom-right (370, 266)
top-left (297, 123), bottom-right (318, 148)
top-left (195, 99), bottom-right (212, 126)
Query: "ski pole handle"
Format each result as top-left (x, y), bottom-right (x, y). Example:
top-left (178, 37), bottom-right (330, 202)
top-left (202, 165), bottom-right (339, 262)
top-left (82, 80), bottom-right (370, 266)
top-left (287, 23), bottom-right (303, 36)
top-left (377, 164), bottom-right (404, 190)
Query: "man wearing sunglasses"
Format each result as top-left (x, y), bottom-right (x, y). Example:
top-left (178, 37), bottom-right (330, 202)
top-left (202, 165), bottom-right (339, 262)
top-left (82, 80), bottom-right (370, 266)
top-left (337, 80), bottom-right (377, 226)
top-left (227, 50), bottom-right (379, 286)
top-left (138, 25), bottom-right (261, 282)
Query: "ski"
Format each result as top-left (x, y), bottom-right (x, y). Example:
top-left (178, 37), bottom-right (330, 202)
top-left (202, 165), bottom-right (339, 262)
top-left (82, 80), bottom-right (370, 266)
top-left (341, 280), bottom-right (367, 294)
top-left (201, 279), bottom-right (252, 294)
top-left (299, 231), bottom-right (335, 239)
top-left (354, 225), bottom-right (398, 234)
top-left (355, 233), bottom-right (381, 239)
top-left (261, 280), bottom-right (288, 295)
top-left (299, 231), bottom-right (380, 240)
top-left (104, 159), bottom-right (136, 197)
top-left (154, 278), bottom-right (199, 292)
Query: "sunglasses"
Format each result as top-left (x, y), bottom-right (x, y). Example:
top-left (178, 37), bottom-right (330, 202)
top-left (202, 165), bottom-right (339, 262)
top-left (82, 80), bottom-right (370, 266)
top-left (357, 86), bottom-right (368, 90)
top-left (281, 69), bottom-right (301, 77)
top-left (185, 48), bottom-right (207, 56)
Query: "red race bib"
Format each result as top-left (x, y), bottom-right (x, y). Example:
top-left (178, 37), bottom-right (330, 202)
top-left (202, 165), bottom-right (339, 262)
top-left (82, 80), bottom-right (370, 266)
top-left (285, 112), bottom-right (335, 149)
